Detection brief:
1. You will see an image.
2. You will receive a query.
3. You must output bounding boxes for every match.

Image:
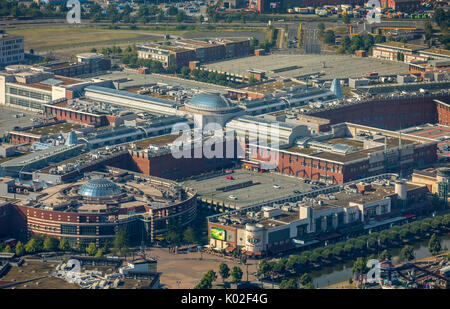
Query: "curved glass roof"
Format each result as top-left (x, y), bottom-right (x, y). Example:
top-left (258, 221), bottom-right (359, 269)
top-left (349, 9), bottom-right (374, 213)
top-left (188, 93), bottom-right (231, 110)
top-left (79, 178), bottom-right (121, 198)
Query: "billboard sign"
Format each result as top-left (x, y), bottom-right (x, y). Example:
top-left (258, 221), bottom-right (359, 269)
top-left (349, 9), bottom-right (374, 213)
top-left (211, 227), bottom-right (226, 240)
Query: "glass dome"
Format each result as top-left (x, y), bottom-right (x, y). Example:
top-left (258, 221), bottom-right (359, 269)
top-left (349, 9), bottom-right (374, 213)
top-left (188, 93), bottom-right (231, 110)
top-left (79, 178), bottom-right (121, 198)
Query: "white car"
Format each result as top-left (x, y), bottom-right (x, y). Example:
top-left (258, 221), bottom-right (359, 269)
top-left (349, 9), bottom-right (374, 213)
top-left (228, 195), bottom-right (237, 200)
top-left (273, 184), bottom-right (281, 189)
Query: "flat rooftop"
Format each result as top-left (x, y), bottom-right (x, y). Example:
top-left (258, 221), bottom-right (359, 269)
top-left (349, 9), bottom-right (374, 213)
top-left (312, 182), bottom-right (423, 208)
top-left (244, 79), bottom-right (301, 94)
top-left (283, 136), bottom-right (416, 164)
top-left (420, 48), bottom-right (450, 57)
top-left (0, 106), bottom-right (38, 133)
top-left (134, 133), bottom-right (183, 149)
top-left (139, 43), bottom-right (191, 53)
top-left (407, 124), bottom-right (450, 140)
top-left (17, 122), bottom-right (84, 137)
top-left (183, 169), bottom-right (317, 209)
top-left (93, 71), bottom-right (228, 94)
top-left (375, 41), bottom-right (427, 51)
top-left (203, 54), bottom-right (410, 79)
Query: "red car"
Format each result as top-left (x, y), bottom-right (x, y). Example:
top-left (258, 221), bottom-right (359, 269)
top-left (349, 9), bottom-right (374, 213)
top-left (226, 176), bottom-right (233, 180)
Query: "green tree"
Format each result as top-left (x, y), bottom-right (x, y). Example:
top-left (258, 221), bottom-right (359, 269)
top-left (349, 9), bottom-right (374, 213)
top-left (102, 240), bottom-right (110, 254)
top-left (258, 260), bottom-right (272, 277)
top-left (424, 21), bottom-right (433, 42)
top-left (106, 4), bottom-right (119, 23)
top-left (343, 13), bottom-right (351, 24)
top-left (318, 23), bottom-right (325, 37)
top-left (400, 245), bottom-right (415, 262)
top-left (280, 278), bottom-right (298, 289)
top-left (86, 242), bottom-right (98, 256)
top-left (428, 233), bottom-right (442, 256)
top-left (379, 249), bottom-right (391, 261)
top-left (218, 263), bottom-right (230, 283)
top-left (122, 4), bottom-right (132, 18)
top-left (94, 248), bottom-right (103, 258)
top-left (363, 34), bottom-right (374, 50)
top-left (324, 30), bottom-right (335, 45)
top-left (114, 228), bottom-right (130, 256)
top-left (25, 238), bottom-right (40, 254)
top-left (15, 241), bottom-right (25, 256)
top-left (181, 66), bottom-right (190, 77)
top-left (76, 240), bottom-right (85, 254)
top-left (167, 5), bottom-right (178, 16)
top-left (183, 227), bottom-right (196, 244)
top-left (286, 254), bottom-right (307, 273)
top-left (248, 73), bottom-right (257, 83)
top-left (176, 10), bottom-right (186, 23)
top-left (352, 257), bottom-right (368, 275)
top-left (230, 266), bottom-right (243, 284)
top-left (43, 237), bottom-right (58, 252)
top-left (374, 35), bottom-right (386, 44)
top-left (194, 269), bottom-right (217, 289)
top-left (157, 12), bottom-right (164, 22)
top-left (3, 245), bottom-right (12, 253)
top-left (299, 273), bottom-right (312, 287)
top-left (58, 238), bottom-right (71, 252)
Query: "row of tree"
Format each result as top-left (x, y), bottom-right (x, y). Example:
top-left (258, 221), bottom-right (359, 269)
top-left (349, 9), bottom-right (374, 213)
top-left (352, 234), bottom-right (444, 280)
top-left (1, 228), bottom-right (131, 257)
top-left (256, 214), bottom-right (450, 281)
top-left (194, 263), bottom-right (243, 289)
top-left (0, 0), bottom-right (66, 18)
top-left (179, 67), bottom-right (238, 88)
top-left (337, 34), bottom-right (387, 54)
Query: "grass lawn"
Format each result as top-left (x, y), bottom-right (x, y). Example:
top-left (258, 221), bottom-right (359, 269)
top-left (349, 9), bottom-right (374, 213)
top-left (8, 25), bottom-right (265, 58)
top-left (9, 26), bottom-right (143, 51)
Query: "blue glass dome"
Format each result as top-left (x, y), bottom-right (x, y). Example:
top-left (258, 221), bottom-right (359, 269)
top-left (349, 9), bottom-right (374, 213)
top-left (79, 178), bottom-right (121, 198)
top-left (189, 93), bottom-right (231, 110)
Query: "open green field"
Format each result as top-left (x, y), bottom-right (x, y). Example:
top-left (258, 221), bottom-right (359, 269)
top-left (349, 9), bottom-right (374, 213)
top-left (8, 25), bottom-right (265, 58)
top-left (8, 26), bottom-right (154, 54)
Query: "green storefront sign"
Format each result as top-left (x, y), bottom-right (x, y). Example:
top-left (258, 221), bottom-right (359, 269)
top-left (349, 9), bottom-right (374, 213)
top-left (211, 227), bottom-right (226, 241)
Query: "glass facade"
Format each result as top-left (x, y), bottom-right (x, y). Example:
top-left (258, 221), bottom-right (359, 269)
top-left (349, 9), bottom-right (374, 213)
top-left (79, 179), bottom-right (121, 198)
top-left (5, 84), bottom-right (51, 110)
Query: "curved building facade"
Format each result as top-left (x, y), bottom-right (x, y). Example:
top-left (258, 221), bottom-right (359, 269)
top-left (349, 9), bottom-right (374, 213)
top-left (14, 168), bottom-right (197, 247)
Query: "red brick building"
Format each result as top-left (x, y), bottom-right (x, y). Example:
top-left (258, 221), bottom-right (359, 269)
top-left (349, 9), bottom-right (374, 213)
top-left (243, 123), bottom-right (437, 184)
top-left (435, 99), bottom-right (450, 127)
top-left (309, 95), bottom-right (449, 130)
top-left (124, 139), bottom-right (239, 180)
top-left (43, 102), bottom-right (110, 127)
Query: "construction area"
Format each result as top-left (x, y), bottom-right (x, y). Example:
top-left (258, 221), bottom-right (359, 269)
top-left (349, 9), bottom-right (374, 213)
top-left (0, 255), bottom-right (160, 289)
top-left (377, 254), bottom-right (450, 289)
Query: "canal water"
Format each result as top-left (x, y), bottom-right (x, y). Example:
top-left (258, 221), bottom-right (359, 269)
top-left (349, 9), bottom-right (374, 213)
top-left (310, 234), bottom-right (450, 288)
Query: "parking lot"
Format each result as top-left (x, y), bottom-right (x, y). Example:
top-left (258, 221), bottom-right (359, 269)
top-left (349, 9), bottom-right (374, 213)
top-left (183, 169), bottom-right (317, 208)
top-left (407, 124), bottom-right (450, 158)
top-left (95, 71), bottom-right (228, 94)
top-left (0, 106), bottom-right (38, 135)
top-left (204, 53), bottom-right (410, 79)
